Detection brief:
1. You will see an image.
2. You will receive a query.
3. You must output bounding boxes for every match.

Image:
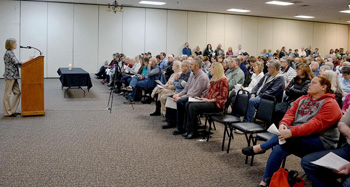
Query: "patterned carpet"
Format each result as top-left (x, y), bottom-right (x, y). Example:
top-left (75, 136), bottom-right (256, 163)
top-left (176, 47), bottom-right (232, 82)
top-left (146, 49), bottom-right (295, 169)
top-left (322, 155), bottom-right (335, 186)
top-left (0, 78), bottom-right (311, 186)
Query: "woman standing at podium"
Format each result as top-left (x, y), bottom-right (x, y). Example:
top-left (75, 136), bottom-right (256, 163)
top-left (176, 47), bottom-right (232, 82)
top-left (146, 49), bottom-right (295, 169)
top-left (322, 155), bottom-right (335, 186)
top-left (3, 38), bottom-right (33, 117)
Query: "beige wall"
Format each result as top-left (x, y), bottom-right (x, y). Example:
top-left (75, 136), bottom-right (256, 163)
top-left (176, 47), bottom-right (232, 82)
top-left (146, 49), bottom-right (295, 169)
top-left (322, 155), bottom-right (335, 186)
top-left (0, 1), bottom-right (349, 77)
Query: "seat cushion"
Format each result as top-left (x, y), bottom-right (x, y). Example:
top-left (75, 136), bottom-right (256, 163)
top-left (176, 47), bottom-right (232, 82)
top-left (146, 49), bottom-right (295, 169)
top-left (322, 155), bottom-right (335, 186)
top-left (211, 115), bottom-right (241, 123)
top-left (256, 132), bottom-right (274, 141)
top-left (231, 122), bottom-right (265, 133)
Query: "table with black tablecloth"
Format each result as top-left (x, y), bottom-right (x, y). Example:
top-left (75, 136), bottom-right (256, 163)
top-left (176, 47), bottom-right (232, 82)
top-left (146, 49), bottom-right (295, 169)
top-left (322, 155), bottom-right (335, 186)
top-left (57, 68), bottom-right (93, 97)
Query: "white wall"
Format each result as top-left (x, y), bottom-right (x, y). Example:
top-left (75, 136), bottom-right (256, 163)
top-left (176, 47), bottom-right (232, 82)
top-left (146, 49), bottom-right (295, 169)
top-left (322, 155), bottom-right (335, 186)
top-left (47, 3), bottom-right (74, 77)
top-left (0, 1), bottom-right (20, 77)
top-left (1, 1), bottom-right (349, 78)
top-left (20, 1), bottom-right (48, 76)
top-left (98, 6), bottom-right (122, 67)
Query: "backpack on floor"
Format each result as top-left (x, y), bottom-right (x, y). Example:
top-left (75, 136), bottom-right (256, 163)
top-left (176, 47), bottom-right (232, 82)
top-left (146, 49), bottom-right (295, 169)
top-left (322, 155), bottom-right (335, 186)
top-left (269, 168), bottom-right (305, 187)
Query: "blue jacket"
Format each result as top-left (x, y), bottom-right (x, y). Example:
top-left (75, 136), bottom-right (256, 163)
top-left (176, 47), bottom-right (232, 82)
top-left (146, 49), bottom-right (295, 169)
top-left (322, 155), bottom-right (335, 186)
top-left (145, 64), bottom-right (161, 88)
top-left (252, 73), bottom-right (285, 102)
top-left (182, 47), bottom-right (192, 56)
top-left (173, 70), bottom-right (191, 93)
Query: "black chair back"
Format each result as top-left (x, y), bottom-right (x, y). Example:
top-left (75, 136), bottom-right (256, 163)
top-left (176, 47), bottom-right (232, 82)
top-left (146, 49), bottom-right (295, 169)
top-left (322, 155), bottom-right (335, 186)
top-left (231, 89), bottom-right (250, 117)
top-left (255, 94), bottom-right (276, 125)
top-left (223, 90), bottom-right (237, 114)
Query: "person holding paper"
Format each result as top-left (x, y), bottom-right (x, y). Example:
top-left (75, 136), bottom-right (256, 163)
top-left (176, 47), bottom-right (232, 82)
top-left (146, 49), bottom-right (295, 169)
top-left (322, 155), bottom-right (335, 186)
top-left (163, 57), bottom-right (209, 131)
top-left (301, 106), bottom-right (350, 186)
top-left (3, 38), bottom-right (33, 117)
top-left (242, 76), bottom-right (342, 187)
top-left (150, 61), bottom-right (181, 116)
top-left (181, 62), bottom-right (229, 139)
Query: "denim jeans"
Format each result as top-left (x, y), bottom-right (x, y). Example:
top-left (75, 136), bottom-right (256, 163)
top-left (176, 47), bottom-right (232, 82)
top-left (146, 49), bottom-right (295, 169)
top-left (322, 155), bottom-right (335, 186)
top-left (246, 97), bottom-right (261, 122)
top-left (261, 135), bottom-right (325, 182)
top-left (129, 77), bottom-right (150, 100)
top-left (301, 145), bottom-right (350, 187)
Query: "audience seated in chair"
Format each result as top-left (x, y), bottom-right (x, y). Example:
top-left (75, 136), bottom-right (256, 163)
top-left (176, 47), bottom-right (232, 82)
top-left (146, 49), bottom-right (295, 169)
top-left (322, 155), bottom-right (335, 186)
top-left (225, 58), bottom-right (245, 91)
top-left (95, 60), bottom-right (109, 80)
top-left (181, 62), bottom-right (229, 139)
top-left (123, 57), bottom-right (161, 103)
top-left (340, 66), bottom-right (350, 100)
top-left (301, 107), bottom-right (350, 187)
top-left (242, 61), bottom-right (264, 93)
top-left (163, 55), bottom-right (174, 81)
top-left (242, 76), bottom-right (342, 187)
top-left (246, 59), bottom-right (285, 122)
top-left (150, 60), bottom-right (182, 116)
top-left (162, 57), bottom-right (210, 130)
top-left (120, 55), bottom-right (142, 92)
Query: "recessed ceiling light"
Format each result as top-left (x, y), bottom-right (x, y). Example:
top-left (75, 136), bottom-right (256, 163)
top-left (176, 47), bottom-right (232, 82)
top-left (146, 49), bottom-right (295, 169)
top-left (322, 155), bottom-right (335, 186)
top-left (294, 15), bottom-right (315, 19)
top-left (139, 1), bottom-right (166, 5)
top-left (227, 8), bottom-right (251, 13)
top-left (340, 10), bottom-right (350, 14)
top-left (265, 1), bottom-right (294, 6)
top-left (347, 21), bottom-right (350, 23)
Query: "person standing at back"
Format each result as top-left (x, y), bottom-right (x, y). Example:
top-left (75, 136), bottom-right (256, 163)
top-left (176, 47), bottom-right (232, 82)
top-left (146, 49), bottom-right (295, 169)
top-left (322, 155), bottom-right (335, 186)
top-left (3, 38), bottom-right (33, 117)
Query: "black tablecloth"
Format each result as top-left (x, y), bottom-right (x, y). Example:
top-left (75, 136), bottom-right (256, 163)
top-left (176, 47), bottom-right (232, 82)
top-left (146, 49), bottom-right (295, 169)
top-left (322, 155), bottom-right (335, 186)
top-left (57, 68), bottom-right (93, 90)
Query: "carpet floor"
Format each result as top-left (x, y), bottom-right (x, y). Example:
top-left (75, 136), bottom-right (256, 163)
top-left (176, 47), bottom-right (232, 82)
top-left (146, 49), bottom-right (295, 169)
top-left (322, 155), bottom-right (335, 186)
top-left (0, 78), bottom-right (311, 186)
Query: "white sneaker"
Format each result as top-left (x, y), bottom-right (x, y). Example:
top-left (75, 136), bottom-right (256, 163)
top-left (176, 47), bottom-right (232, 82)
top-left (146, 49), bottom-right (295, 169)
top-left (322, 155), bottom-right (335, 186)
top-left (235, 129), bottom-right (244, 134)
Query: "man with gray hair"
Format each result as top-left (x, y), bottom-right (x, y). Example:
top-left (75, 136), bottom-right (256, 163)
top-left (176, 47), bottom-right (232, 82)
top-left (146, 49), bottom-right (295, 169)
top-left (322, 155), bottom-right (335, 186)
top-left (280, 57), bottom-right (296, 85)
top-left (123, 57), bottom-right (161, 103)
top-left (310, 61), bottom-right (320, 76)
top-left (163, 57), bottom-right (210, 132)
top-left (225, 58), bottom-right (245, 90)
top-left (246, 59), bottom-right (285, 122)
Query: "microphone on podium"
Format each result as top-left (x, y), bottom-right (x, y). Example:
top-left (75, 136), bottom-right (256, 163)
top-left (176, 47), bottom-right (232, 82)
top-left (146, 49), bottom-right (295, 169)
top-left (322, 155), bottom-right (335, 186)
top-left (20, 45), bottom-right (42, 56)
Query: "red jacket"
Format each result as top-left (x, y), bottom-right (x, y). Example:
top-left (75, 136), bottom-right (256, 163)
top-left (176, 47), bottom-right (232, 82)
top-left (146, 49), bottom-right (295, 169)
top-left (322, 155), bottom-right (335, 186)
top-left (280, 93), bottom-right (342, 137)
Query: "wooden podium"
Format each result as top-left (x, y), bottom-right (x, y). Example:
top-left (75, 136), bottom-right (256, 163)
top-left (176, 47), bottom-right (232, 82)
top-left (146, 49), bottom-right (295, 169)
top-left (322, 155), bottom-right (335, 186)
top-left (21, 56), bottom-right (45, 116)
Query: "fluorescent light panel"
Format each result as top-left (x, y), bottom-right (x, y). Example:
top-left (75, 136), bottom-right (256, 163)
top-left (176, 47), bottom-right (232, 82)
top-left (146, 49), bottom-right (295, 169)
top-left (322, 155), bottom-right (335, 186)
top-left (265, 1), bottom-right (294, 6)
top-left (340, 10), bottom-right (350, 14)
top-left (139, 1), bottom-right (166, 5)
top-left (294, 15), bottom-right (315, 19)
top-left (227, 8), bottom-right (250, 13)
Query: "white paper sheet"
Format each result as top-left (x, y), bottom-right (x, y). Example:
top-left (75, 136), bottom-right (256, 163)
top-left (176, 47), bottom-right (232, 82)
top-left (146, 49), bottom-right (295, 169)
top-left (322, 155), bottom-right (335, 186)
top-left (311, 152), bottom-right (350, 171)
top-left (188, 97), bottom-right (205, 102)
top-left (267, 123), bottom-right (286, 145)
top-left (157, 85), bottom-right (164, 89)
top-left (165, 97), bottom-right (177, 109)
top-left (235, 84), bottom-right (242, 93)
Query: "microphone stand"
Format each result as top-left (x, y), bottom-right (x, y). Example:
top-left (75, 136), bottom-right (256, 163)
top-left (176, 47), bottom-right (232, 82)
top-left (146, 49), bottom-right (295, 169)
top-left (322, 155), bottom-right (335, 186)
top-left (20, 46), bottom-right (42, 56)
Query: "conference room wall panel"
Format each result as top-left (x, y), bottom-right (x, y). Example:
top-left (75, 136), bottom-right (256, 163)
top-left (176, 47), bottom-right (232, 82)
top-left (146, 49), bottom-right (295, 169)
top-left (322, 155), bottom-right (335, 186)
top-left (325, 24), bottom-right (338, 52)
top-left (0, 1), bottom-right (20, 78)
top-left (336, 25), bottom-right (349, 51)
top-left (73, 4), bottom-right (98, 74)
top-left (224, 15), bottom-right (242, 52)
top-left (47, 3), bottom-right (74, 77)
top-left (207, 13), bottom-right (225, 52)
top-left (272, 19), bottom-right (288, 51)
top-left (242, 17), bottom-right (258, 56)
top-left (98, 6), bottom-right (122, 66)
top-left (257, 18), bottom-right (273, 54)
top-left (20, 1), bottom-right (48, 77)
top-left (286, 20), bottom-right (302, 52)
top-left (187, 12), bottom-right (207, 53)
top-left (300, 22), bottom-right (314, 50)
top-left (123, 7), bottom-right (145, 57)
top-left (313, 23), bottom-right (326, 57)
top-left (167, 10), bottom-right (187, 56)
top-left (145, 9), bottom-right (167, 56)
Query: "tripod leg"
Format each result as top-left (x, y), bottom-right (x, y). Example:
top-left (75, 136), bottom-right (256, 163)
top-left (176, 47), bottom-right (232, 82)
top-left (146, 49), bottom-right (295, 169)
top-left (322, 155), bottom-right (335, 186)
top-left (110, 87), bottom-right (114, 113)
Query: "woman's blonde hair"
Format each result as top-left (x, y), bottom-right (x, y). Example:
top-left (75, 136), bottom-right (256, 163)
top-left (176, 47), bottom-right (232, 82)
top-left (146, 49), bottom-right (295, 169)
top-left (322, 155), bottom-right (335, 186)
top-left (252, 61), bottom-right (264, 73)
top-left (5, 38), bottom-right (16, 50)
top-left (211, 62), bottom-right (225, 82)
top-left (323, 70), bottom-right (344, 96)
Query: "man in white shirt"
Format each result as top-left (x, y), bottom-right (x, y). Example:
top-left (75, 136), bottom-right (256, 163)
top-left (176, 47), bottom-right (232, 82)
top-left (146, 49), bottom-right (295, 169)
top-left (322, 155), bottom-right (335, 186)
top-left (280, 57), bottom-right (296, 86)
top-left (299, 47), bottom-right (307, 57)
top-left (234, 44), bottom-right (245, 56)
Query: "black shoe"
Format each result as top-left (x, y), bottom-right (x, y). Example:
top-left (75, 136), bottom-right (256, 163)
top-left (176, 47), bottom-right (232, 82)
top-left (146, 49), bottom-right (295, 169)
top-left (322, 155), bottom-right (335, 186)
top-left (242, 146), bottom-right (266, 156)
top-left (162, 123), bottom-right (175, 129)
top-left (150, 111), bottom-right (161, 116)
top-left (182, 132), bottom-right (190, 137)
top-left (14, 112), bottom-right (21, 116)
top-left (172, 130), bottom-right (184, 135)
top-left (185, 132), bottom-right (197, 139)
top-left (4, 114), bottom-right (16, 117)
